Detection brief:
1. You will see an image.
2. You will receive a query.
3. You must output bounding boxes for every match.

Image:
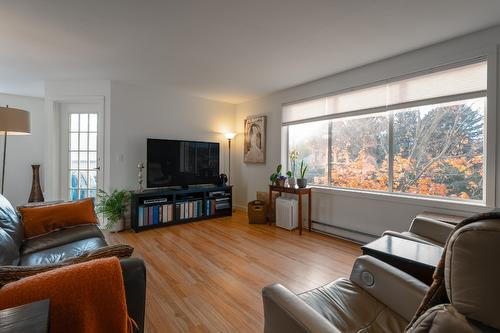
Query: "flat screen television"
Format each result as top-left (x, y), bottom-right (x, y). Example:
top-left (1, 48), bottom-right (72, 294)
top-left (147, 138), bottom-right (220, 188)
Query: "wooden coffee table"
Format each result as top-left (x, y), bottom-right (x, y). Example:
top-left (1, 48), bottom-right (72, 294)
top-left (361, 235), bottom-right (443, 285)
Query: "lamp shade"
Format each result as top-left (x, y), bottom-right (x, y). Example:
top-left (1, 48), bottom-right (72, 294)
top-left (224, 132), bottom-right (236, 140)
top-left (0, 107), bottom-right (31, 135)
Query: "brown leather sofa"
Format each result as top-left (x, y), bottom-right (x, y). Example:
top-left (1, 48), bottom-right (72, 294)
top-left (0, 194), bottom-right (146, 333)
top-left (262, 214), bottom-right (500, 333)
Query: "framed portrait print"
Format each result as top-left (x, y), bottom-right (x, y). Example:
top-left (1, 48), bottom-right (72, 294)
top-left (244, 115), bottom-right (266, 164)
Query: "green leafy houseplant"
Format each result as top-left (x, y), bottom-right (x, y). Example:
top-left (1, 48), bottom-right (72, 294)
top-left (269, 164), bottom-right (283, 184)
top-left (299, 160), bottom-right (308, 178)
top-left (297, 160), bottom-right (308, 188)
top-left (96, 189), bottom-right (131, 230)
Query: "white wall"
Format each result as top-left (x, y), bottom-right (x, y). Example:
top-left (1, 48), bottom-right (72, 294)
top-left (109, 82), bottom-right (236, 191)
top-left (233, 25), bottom-right (500, 243)
top-left (0, 93), bottom-right (45, 206)
top-left (42, 80), bottom-right (235, 199)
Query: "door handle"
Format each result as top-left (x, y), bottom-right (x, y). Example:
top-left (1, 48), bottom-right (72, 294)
top-left (93, 166), bottom-right (101, 171)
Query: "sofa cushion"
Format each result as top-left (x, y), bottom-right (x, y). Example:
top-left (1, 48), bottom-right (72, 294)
top-left (298, 278), bottom-right (407, 333)
top-left (19, 198), bottom-right (98, 239)
top-left (21, 224), bottom-right (104, 256)
top-left (0, 194), bottom-right (24, 249)
top-left (20, 237), bottom-right (107, 266)
top-left (0, 228), bottom-right (20, 265)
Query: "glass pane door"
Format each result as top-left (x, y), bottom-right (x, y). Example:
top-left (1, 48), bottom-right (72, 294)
top-left (68, 113), bottom-right (99, 200)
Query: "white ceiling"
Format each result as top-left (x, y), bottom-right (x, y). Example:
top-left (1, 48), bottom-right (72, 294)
top-left (1, 0), bottom-right (500, 103)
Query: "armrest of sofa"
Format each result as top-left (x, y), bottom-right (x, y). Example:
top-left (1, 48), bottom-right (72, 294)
top-left (350, 255), bottom-right (428, 322)
top-left (120, 258), bottom-right (146, 333)
top-left (262, 283), bottom-right (341, 333)
top-left (409, 216), bottom-right (454, 245)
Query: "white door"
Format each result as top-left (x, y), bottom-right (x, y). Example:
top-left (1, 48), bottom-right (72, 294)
top-left (60, 102), bottom-right (104, 200)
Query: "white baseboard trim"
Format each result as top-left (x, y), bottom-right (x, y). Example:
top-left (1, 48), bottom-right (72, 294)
top-left (233, 203), bottom-right (248, 212)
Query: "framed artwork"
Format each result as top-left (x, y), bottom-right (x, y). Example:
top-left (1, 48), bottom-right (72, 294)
top-left (244, 115), bottom-right (266, 164)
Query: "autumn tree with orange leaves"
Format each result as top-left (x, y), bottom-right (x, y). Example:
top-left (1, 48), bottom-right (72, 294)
top-left (291, 98), bottom-right (484, 200)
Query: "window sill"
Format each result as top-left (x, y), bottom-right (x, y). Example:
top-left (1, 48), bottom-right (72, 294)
top-left (310, 185), bottom-right (491, 213)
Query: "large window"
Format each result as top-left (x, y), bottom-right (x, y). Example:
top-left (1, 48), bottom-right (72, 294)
top-left (283, 61), bottom-right (488, 202)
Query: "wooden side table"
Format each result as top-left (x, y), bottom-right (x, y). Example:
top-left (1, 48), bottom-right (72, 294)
top-left (362, 235), bottom-right (442, 285)
top-left (268, 185), bottom-right (312, 235)
top-left (0, 299), bottom-right (50, 333)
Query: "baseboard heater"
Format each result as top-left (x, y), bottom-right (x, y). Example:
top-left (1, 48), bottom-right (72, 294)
top-left (311, 220), bottom-right (378, 244)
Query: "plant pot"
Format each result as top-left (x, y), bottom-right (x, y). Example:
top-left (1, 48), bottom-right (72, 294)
top-left (276, 179), bottom-right (286, 187)
top-left (109, 217), bottom-right (125, 233)
top-left (297, 178), bottom-right (308, 188)
top-left (288, 177), bottom-right (296, 187)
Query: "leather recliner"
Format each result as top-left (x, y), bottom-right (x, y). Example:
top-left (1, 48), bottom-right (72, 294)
top-left (262, 215), bottom-right (500, 333)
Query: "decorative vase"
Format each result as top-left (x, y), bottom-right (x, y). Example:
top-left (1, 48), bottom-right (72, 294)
top-left (276, 179), bottom-right (286, 187)
top-left (28, 164), bottom-right (44, 203)
top-left (297, 178), bottom-right (308, 188)
top-left (137, 161), bottom-right (144, 192)
top-left (109, 217), bottom-right (125, 233)
top-left (288, 177), bottom-right (296, 188)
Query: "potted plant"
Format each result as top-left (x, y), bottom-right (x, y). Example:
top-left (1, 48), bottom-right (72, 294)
top-left (297, 160), bottom-right (308, 188)
top-left (286, 171), bottom-right (294, 187)
top-left (96, 189), bottom-right (131, 232)
top-left (288, 149), bottom-right (299, 187)
top-left (276, 175), bottom-right (287, 187)
top-left (270, 164), bottom-right (283, 185)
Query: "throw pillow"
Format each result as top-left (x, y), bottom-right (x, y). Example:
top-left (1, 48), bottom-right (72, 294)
top-left (19, 198), bottom-right (98, 239)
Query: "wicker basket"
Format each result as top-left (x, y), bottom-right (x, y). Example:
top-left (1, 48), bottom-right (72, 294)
top-left (248, 200), bottom-right (267, 224)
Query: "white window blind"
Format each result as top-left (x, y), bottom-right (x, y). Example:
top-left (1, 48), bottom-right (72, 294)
top-left (282, 60), bottom-right (487, 125)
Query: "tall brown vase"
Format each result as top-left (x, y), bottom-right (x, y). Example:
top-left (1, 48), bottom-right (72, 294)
top-left (29, 164), bottom-right (44, 203)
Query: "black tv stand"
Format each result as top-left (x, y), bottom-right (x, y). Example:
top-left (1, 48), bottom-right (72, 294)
top-left (130, 185), bottom-right (232, 232)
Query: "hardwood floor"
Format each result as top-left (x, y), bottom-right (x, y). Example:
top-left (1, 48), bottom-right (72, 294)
top-left (107, 211), bottom-right (361, 333)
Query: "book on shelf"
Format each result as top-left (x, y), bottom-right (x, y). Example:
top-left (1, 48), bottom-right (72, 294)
top-left (163, 205), bottom-right (167, 222)
top-left (137, 202), bottom-right (175, 227)
top-left (153, 206), bottom-right (159, 225)
top-left (148, 207), bottom-right (153, 225)
top-left (138, 206), bottom-right (144, 227)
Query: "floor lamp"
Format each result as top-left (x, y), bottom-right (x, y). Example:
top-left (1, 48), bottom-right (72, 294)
top-left (224, 133), bottom-right (236, 186)
top-left (0, 106), bottom-right (31, 194)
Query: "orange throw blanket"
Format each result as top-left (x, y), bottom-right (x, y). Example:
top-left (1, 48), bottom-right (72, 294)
top-left (0, 257), bottom-right (134, 333)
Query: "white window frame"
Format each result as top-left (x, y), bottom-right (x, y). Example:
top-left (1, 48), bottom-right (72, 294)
top-left (282, 56), bottom-right (497, 209)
